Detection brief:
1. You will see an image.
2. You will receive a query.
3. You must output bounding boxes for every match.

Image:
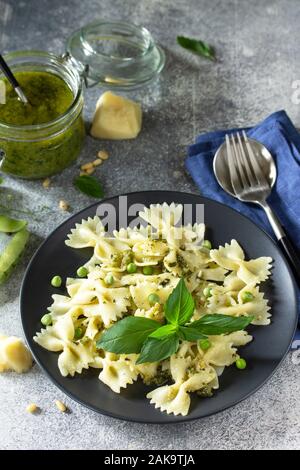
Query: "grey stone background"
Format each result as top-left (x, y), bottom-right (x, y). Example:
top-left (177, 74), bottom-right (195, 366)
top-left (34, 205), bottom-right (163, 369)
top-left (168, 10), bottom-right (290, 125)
top-left (0, 0), bottom-right (300, 450)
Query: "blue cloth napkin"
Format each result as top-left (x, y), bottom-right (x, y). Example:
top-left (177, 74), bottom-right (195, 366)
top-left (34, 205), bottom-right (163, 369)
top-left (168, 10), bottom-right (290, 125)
top-left (185, 110), bottom-right (300, 343)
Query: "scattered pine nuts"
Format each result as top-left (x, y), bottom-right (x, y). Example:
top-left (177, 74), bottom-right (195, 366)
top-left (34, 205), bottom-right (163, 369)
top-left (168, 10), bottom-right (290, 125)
top-left (55, 400), bottom-right (67, 412)
top-left (42, 178), bottom-right (51, 189)
top-left (81, 162), bottom-right (94, 171)
top-left (92, 158), bottom-right (102, 166)
top-left (85, 167), bottom-right (95, 175)
top-left (26, 403), bottom-right (39, 414)
top-left (97, 150), bottom-right (109, 160)
top-left (59, 200), bottom-right (69, 211)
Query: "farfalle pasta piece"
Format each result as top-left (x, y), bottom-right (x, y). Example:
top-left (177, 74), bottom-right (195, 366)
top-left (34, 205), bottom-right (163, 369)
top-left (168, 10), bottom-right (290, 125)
top-left (99, 353), bottom-right (138, 393)
top-left (58, 341), bottom-right (95, 377)
top-left (211, 240), bottom-right (272, 285)
top-left (34, 314), bottom-right (95, 376)
top-left (130, 280), bottom-right (178, 310)
top-left (198, 331), bottom-right (252, 367)
top-left (113, 225), bottom-right (150, 244)
top-left (139, 202), bottom-right (183, 234)
top-left (147, 365), bottom-right (217, 416)
top-left (65, 216), bottom-right (105, 248)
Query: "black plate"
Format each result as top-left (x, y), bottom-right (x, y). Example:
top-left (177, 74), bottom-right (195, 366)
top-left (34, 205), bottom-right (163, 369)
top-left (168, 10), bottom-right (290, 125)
top-left (21, 191), bottom-right (298, 423)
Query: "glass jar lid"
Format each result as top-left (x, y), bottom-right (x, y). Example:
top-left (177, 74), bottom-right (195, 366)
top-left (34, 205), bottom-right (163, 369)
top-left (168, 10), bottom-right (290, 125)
top-left (66, 20), bottom-right (166, 90)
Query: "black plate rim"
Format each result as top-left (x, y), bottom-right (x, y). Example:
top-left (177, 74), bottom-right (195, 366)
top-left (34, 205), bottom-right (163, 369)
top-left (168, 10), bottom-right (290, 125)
top-left (20, 190), bottom-right (298, 424)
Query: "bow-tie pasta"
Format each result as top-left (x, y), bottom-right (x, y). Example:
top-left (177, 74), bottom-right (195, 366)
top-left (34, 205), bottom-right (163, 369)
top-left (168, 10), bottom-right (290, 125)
top-left (34, 203), bottom-right (273, 416)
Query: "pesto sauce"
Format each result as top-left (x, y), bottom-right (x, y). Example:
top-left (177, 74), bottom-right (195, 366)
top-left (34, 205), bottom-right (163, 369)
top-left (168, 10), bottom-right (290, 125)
top-left (0, 71), bottom-right (85, 179)
top-left (0, 71), bottom-right (73, 125)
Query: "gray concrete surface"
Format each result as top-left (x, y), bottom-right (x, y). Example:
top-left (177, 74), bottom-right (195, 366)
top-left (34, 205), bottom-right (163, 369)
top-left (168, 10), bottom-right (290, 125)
top-left (0, 0), bottom-right (300, 450)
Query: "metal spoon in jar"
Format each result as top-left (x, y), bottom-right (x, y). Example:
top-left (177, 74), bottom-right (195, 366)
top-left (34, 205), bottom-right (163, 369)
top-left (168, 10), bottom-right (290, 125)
top-left (0, 54), bottom-right (29, 104)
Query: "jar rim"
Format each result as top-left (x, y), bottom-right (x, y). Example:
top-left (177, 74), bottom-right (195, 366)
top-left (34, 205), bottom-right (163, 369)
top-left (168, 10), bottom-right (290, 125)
top-left (78, 21), bottom-right (153, 62)
top-left (0, 50), bottom-right (82, 133)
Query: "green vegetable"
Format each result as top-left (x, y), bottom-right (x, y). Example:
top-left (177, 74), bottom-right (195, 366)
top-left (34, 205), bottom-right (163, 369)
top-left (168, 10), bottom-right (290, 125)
top-left (105, 273), bottom-right (114, 285)
top-left (202, 239), bottom-right (212, 250)
top-left (74, 327), bottom-right (84, 340)
top-left (51, 275), bottom-right (62, 288)
top-left (177, 36), bottom-right (215, 61)
top-left (148, 293), bottom-right (160, 305)
top-left (203, 287), bottom-right (212, 298)
top-left (74, 175), bottom-right (104, 198)
top-left (41, 313), bottom-right (52, 326)
top-left (127, 262), bottom-right (137, 274)
top-left (199, 339), bottom-right (211, 351)
top-left (236, 358), bottom-right (247, 370)
top-left (77, 266), bottom-right (88, 278)
top-left (241, 291), bottom-right (254, 303)
top-left (143, 266), bottom-right (153, 275)
top-left (96, 316), bottom-right (161, 354)
top-left (0, 227), bottom-right (29, 284)
top-left (136, 335), bottom-right (179, 364)
top-left (164, 278), bottom-right (194, 325)
top-left (0, 215), bottom-right (27, 233)
top-left (190, 314), bottom-right (252, 335)
top-left (97, 278), bottom-right (253, 364)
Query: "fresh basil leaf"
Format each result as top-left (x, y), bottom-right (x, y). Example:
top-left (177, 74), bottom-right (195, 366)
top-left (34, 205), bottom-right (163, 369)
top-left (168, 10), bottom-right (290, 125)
top-left (0, 215), bottom-right (27, 233)
top-left (177, 36), bottom-right (215, 61)
top-left (96, 316), bottom-right (161, 354)
top-left (149, 324), bottom-right (177, 340)
top-left (164, 278), bottom-right (195, 326)
top-left (136, 334), bottom-right (179, 364)
top-left (178, 326), bottom-right (207, 342)
top-left (73, 175), bottom-right (104, 198)
top-left (190, 314), bottom-right (253, 335)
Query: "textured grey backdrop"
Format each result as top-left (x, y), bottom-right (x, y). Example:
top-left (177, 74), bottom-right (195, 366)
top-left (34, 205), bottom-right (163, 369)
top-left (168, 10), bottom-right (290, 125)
top-left (0, 0), bottom-right (300, 450)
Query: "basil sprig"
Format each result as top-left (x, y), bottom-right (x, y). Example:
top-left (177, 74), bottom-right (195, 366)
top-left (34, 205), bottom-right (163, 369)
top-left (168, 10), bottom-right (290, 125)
top-left (96, 278), bottom-right (252, 364)
top-left (177, 36), bottom-right (215, 61)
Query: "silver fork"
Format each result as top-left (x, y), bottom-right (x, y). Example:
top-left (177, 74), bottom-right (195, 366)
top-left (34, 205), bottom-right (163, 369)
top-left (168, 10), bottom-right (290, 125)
top-left (225, 130), bottom-right (300, 283)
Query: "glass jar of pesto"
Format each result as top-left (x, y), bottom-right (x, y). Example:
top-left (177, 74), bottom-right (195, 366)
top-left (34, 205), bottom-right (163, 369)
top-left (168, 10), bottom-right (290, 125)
top-left (0, 51), bottom-right (85, 179)
top-left (0, 21), bottom-right (165, 179)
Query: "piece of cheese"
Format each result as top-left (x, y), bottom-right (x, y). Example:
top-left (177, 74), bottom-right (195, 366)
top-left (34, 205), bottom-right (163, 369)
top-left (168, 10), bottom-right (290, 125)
top-left (0, 334), bottom-right (32, 373)
top-left (90, 91), bottom-right (142, 140)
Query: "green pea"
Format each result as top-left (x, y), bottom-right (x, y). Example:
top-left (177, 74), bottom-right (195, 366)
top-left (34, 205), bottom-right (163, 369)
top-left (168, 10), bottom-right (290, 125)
top-left (51, 275), bottom-right (62, 288)
top-left (203, 287), bottom-right (212, 298)
top-left (143, 266), bottom-right (153, 275)
top-left (199, 339), bottom-right (211, 351)
top-left (241, 291), bottom-right (254, 303)
top-left (148, 293), bottom-right (160, 305)
top-left (105, 273), bottom-right (114, 285)
top-left (74, 327), bottom-right (84, 340)
top-left (127, 262), bottom-right (137, 274)
top-left (202, 240), bottom-right (212, 250)
top-left (236, 358), bottom-right (247, 370)
top-left (41, 313), bottom-right (52, 326)
top-left (77, 266), bottom-right (88, 278)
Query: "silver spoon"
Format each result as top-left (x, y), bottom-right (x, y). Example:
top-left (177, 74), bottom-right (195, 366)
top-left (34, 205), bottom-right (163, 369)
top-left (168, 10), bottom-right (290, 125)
top-left (213, 131), bottom-right (300, 284)
top-left (0, 54), bottom-right (29, 104)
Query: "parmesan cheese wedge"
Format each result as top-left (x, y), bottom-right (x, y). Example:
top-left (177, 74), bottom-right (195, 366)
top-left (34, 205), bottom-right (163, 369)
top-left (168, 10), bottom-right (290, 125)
top-left (0, 334), bottom-right (33, 373)
top-left (90, 91), bottom-right (142, 140)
